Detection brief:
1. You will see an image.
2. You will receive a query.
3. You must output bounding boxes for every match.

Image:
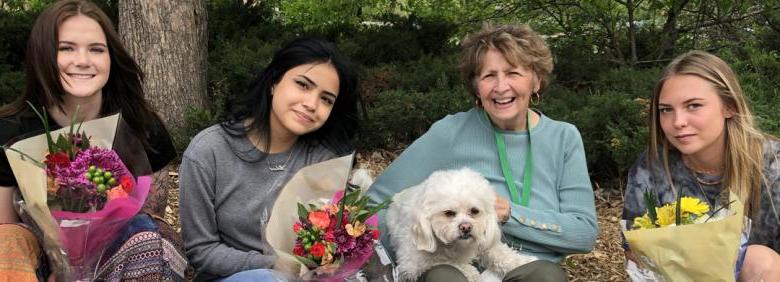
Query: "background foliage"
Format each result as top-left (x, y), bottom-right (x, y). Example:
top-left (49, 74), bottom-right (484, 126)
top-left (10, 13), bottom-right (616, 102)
top-left (1, 0), bottom-right (778, 188)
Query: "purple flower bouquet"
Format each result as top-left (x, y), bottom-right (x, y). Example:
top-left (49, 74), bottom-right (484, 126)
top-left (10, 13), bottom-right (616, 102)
top-left (3, 111), bottom-right (153, 281)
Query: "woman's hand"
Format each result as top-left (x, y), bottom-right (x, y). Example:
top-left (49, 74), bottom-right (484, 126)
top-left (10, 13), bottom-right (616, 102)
top-left (495, 196), bottom-right (510, 224)
top-left (0, 187), bottom-right (19, 224)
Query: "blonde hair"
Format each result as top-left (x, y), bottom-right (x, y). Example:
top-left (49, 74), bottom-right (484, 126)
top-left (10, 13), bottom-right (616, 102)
top-left (648, 50), bottom-right (768, 218)
top-left (458, 23), bottom-right (553, 104)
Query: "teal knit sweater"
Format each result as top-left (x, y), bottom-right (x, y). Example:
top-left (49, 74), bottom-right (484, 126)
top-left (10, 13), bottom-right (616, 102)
top-left (367, 107), bottom-right (598, 263)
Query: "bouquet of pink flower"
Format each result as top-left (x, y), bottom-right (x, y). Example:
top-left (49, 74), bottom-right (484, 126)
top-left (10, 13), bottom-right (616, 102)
top-left (3, 105), bottom-right (152, 281)
top-left (292, 186), bottom-right (388, 280)
top-left (264, 154), bottom-right (390, 282)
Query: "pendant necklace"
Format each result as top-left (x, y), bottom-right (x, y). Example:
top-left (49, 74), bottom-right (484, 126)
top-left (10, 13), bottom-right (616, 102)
top-left (268, 146), bottom-right (295, 171)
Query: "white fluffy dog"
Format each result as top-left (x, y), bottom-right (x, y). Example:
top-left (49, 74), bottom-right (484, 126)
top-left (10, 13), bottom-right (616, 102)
top-left (387, 168), bottom-right (536, 281)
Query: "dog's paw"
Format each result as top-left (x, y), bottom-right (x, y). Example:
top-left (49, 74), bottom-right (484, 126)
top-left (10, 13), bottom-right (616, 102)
top-left (349, 168), bottom-right (374, 190)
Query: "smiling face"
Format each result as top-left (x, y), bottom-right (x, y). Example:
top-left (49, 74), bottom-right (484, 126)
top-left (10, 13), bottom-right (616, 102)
top-left (476, 48), bottom-right (540, 131)
top-left (269, 62), bottom-right (340, 139)
top-left (57, 15), bottom-right (110, 100)
top-left (658, 74), bottom-right (733, 159)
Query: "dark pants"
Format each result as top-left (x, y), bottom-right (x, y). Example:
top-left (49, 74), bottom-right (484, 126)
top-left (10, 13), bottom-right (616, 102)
top-left (419, 260), bottom-right (567, 282)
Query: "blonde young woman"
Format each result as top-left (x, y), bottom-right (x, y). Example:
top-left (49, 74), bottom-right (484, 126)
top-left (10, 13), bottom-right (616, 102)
top-left (622, 50), bottom-right (780, 281)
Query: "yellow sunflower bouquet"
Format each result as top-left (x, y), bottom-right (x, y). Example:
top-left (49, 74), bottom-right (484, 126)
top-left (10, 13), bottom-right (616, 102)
top-left (623, 191), bottom-right (746, 281)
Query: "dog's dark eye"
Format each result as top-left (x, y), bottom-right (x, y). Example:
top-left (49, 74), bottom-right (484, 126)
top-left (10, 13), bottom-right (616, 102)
top-left (470, 208), bottom-right (480, 215)
top-left (444, 210), bottom-right (456, 217)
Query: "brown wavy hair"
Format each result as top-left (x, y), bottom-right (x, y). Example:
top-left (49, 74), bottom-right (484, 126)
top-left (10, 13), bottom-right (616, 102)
top-left (458, 23), bottom-right (553, 104)
top-left (0, 0), bottom-right (163, 144)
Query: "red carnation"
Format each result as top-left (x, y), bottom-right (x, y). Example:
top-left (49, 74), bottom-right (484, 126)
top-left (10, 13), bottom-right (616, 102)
top-left (120, 175), bottom-right (134, 193)
top-left (44, 152), bottom-right (70, 171)
top-left (293, 244), bottom-right (305, 256)
top-left (370, 229), bottom-right (380, 240)
top-left (324, 230), bottom-right (336, 242)
top-left (308, 211), bottom-right (330, 229)
top-left (310, 242), bottom-right (326, 257)
top-left (293, 223), bottom-right (302, 233)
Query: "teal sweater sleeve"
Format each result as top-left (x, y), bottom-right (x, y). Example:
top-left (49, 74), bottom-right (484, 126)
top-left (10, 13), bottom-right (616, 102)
top-left (502, 124), bottom-right (598, 260)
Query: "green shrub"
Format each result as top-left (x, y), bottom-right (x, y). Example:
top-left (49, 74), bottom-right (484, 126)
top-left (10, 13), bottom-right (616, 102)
top-left (0, 64), bottom-right (24, 105)
top-left (357, 87), bottom-right (471, 150)
top-left (541, 67), bottom-right (657, 182)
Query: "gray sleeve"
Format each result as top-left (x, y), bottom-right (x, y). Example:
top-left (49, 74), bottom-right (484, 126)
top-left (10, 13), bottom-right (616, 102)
top-left (179, 144), bottom-right (276, 277)
top-left (623, 152), bottom-right (653, 227)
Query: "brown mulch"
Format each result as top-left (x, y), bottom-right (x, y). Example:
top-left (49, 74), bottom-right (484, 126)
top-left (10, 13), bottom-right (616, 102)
top-left (164, 149), bottom-right (629, 281)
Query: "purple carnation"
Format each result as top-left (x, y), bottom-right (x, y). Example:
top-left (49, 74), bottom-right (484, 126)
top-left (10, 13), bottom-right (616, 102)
top-left (334, 229), bottom-right (357, 254)
top-left (53, 147), bottom-right (130, 211)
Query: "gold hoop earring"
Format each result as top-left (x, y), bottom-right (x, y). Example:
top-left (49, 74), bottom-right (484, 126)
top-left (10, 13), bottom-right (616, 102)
top-left (475, 97), bottom-right (483, 108)
top-left (531, 92), bottom-right (541, 106)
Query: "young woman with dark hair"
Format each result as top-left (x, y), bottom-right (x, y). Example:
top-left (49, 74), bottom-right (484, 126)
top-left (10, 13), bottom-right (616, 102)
top-left (179, 37), bottom-right (360, 281)
top-left (0, 0), bottom-right (185, 280)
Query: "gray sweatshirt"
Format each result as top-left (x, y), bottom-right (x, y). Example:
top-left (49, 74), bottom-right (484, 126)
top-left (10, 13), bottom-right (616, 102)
top-left (179, 124), bottom-right (336, 281)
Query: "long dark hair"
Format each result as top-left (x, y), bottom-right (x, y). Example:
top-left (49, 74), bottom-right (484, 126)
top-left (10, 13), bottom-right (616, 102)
top-left (222, 38), bottom-right (360, 155)
top-left (0, 0), bottom-right (163, 144)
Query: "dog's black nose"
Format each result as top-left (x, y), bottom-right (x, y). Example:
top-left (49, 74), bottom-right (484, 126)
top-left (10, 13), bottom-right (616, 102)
top-left (459, 223), bottom-right (472, 234)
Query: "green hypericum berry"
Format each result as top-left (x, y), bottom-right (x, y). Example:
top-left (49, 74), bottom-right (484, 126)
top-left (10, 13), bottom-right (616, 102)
top-left (108, 178), bottom-right (118, 186)
top-left (94, 177), bottom-right (104, 184)
top-left (103, 171), bottom-right (112, 178)
top-left (85, 172), bottom-right (92, 179)
top-left (96, 168), bottom-right (103, 174)
top-left (97, 184), bottom-right (107, 193)
top-left (88, 165), bottom-right (97, 173)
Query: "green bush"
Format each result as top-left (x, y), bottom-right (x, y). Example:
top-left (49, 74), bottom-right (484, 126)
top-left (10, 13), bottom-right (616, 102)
top-left (357, 87), bottom-right (471, 150)
top-left (541, 67), bottom-right (658, 182)
top-left (0, 64), bottom-right (24, 105)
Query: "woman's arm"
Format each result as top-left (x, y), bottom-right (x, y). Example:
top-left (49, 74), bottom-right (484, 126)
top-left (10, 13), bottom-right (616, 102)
top-left (501, 128), bottom-right (598, 254)
top-left (179, 153), bottom-right (275, 277)
top-left (142, 165), bottom-right (173, 220)
top-left (0, 187), bottom-right (18, 224)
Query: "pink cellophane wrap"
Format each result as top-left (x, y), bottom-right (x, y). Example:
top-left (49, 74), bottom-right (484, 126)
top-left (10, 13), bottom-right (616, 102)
top-left (51, 176), bottom-right (150, 278)
top-left (4, 114), bottom-right (154, 281)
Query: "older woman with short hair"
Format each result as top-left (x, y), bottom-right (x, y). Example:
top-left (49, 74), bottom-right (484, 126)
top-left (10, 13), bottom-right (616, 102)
top-left (367, 23), bottom-right (598, 282)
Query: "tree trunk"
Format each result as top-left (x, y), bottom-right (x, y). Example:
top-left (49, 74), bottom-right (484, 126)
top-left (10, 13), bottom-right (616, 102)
top-left (626, 0), bottom-right (638, 66)
top-left (656, 0), bottom-right (690, 60)
top-left (118, 0), bottom-right (207, 130)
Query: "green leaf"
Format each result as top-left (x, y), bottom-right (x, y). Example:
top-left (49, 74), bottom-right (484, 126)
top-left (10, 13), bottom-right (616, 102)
top-left (297, 203), bottom-right (309, 220)
top-left (705, 199), bottom-right (736, 223)
top-left (26, 101), bottom-right (55, 153)
top-left (643, 189), bottom-right (659, 227)
top-left (675, 187), bottom-right (684, 226)
top-left (294, 255), bottom-right (319, 269)
top-left (342, 188), bottom-right (360, 206)
top-left (55, 134), bottom-right (70, 152)
top-left (359, 199), bottom-right (391, 222)
top-left (0, 145), bottom-right (44, 168)
top-left (80, 133), bottom-right (91, 149)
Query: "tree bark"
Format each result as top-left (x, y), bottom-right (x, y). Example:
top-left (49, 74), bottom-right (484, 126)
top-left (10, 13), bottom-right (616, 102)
top-left (625, 0), bottom-right (639, 66)
top-left (656, 0), bottom-right (690, 60)
top-left (118, 0), bottom-right (207, 130)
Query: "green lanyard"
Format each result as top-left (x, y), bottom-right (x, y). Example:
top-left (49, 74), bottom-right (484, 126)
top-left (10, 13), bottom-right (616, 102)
top-left (488, 111), bottom-right (533, 207)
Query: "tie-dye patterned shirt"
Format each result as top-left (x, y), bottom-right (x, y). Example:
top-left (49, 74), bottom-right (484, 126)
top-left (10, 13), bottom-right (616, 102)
top-left (622, 139), bottom-right (780, 252)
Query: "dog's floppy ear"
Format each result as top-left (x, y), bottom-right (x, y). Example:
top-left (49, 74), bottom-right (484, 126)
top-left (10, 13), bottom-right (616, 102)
top-left (411, 212), bottom-right (437, 252)
top-left (479, 197), bottom-right (502, 250)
